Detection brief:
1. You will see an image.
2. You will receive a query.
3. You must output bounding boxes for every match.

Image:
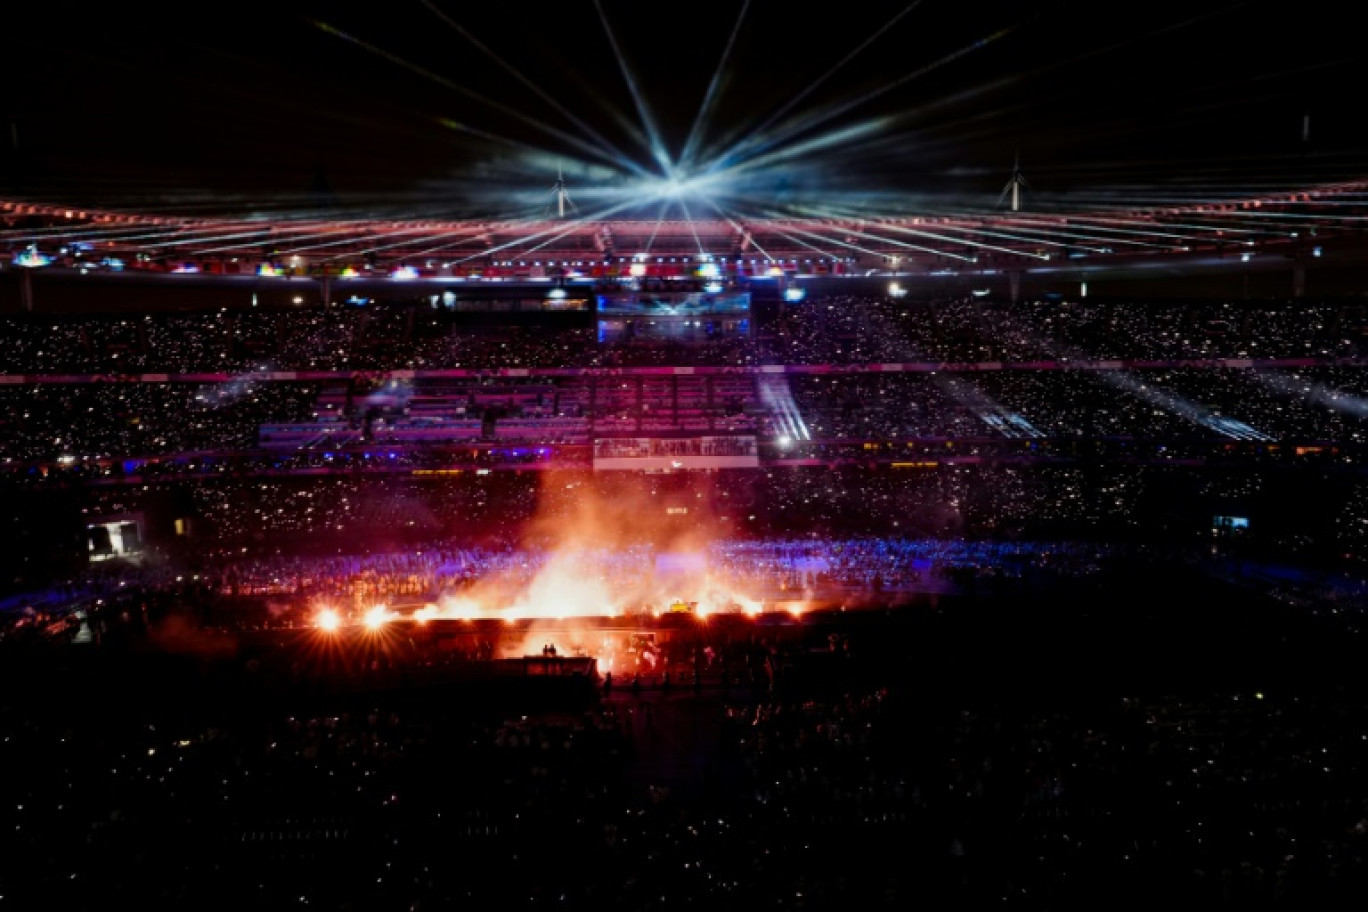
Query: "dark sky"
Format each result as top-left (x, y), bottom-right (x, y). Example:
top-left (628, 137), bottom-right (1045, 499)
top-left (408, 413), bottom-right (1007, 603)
top-left (3, 1), bottom-right (1365, 218)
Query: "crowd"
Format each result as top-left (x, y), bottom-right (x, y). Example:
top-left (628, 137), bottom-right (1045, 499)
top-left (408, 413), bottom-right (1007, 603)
top-left (0, 381), bottom-right (321, 465)
top-left (0, 457), bottom-right (1353, 584)
top-left (0, 293), bottom-right (1363, 482)
top-left (0, 370), bottom-right (1361, 480)
top-left (785, 366), bottom-right (1368, 443)
top-left (0, 531), bottom-right (1129, 642)
top-left (0, 295), bottom-right (1363, 376)
top-left (4, 554), bottom-right (1368, 909)
top-left (756, 296), bottom-right (1360, 365)
top-left (3, 289), bottom-right (1368, 907)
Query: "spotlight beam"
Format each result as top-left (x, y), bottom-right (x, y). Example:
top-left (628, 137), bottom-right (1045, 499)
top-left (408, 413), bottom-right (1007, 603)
top-left (640, 203), bottom-right (669, 257)
top-left (740, 222), bottom-right (840, 264)
top-left (592, 0), bottom-right (671, 175)
top-left (785, 204), bottom-right (1051, 261)
top-left (332, 225), bottom-right (506, 262)
top-left (1002, 215), bottom-right (1220, 248)
top-left (123, 227), bottom-right (308, 251)
top-left (703, 120), bottom-right (891, 188)
top-left (417, 0), bottom-right (646, 176)
top-left (678, 0), bottom-right (751, 173)
top-left (763, 216), bottom-right (968, 262)
top-left (278, 225), bottom-right (452, 258)
top-left (1257, 371), bottom-right (1368, 420)
top-left (766, 204), bottom-right (1032, 261)
top-left (422, 195), bottom-right (668, 267)
top-left (890, 220), bottom-right (1113, 255)
top-left (195, 225), bottom-right (387, 257)
top-left (695, 4), bottom-right (1244, 219)
top-left (746, 2), bottom-right (922, 152)
top-left (706, 22), bottom-right (1019, 176)
top-left (0, 220), bottom-right (209, 243)
top-left (3, 220), bottom-right (289, 248)
top-left (696, 199), bottom-right (781, 263)
top-left (971, 219), bottom-right (1183, 252)
top-left (1101, 371), bottom-right (1273, 441)
top-left (676, 199), bottom-right (708, 256)
top-left (314, 19), bottom-right (630, 173)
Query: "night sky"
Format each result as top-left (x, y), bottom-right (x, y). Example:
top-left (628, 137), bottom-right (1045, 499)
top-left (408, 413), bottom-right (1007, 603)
top-left (4, 1), bottom-right (1365, 218)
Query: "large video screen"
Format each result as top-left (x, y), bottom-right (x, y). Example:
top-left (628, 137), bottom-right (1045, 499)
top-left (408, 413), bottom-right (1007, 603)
top-left (87, 520), bottom-right (143, 562)
top-left (596, 292), bottom-right (751, 317)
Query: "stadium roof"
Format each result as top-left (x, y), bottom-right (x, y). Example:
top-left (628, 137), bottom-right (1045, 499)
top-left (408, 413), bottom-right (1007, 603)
top-left (6, 4), bottom-right (1368, 288)
top-left (4, 180), bottom-right (1366, 278)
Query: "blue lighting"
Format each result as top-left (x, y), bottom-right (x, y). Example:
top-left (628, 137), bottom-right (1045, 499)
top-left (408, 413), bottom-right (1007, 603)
top-left (15, 248), bottom-right (52, 268)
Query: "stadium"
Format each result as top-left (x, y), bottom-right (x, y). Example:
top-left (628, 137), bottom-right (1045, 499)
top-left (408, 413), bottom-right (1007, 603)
top-left (4, 3), bottom-right (1368, 909)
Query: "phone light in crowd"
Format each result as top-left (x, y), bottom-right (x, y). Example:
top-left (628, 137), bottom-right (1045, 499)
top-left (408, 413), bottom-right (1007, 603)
top-left (783, 286), bottom-right (806, 302)
top-left (391, 265), bottom-right (420, 280)
top-left (316, 608), bottom-right (341, 632)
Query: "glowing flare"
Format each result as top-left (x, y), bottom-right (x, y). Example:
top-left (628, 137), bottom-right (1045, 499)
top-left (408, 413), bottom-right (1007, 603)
top-left (363, 605), bottom-right (392, 630)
